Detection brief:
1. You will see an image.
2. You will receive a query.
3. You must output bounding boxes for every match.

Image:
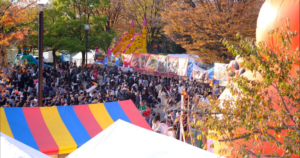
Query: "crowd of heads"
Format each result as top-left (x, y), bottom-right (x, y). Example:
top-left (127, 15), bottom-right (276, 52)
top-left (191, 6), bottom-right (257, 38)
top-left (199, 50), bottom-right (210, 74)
top-left (0, 62), bottom-right (222, 111)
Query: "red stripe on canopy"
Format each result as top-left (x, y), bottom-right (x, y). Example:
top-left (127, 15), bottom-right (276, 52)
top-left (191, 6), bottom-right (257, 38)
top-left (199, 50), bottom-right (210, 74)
top-left (23, 107), bottom-right (59, 155)
top-left (73, 105), bottom-right (103, 137)
top-left (118, 100), bottom-right (152, 131)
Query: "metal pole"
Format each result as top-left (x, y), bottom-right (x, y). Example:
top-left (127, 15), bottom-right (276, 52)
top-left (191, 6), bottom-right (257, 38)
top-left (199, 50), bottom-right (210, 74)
top-left (38, 10), bottom-right (44, 107)
top-left (85, 30), bottom-right (88, 67)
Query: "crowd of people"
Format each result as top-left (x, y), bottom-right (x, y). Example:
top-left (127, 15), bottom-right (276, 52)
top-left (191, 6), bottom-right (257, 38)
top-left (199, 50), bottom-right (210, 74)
top-left (0, 61), bottom-right (223, 139)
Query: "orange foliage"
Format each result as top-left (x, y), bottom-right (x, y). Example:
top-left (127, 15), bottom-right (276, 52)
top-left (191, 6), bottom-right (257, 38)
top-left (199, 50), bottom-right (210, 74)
top-left (0, 0), bottom-right (37, 66)
top-left (161, 0), bottom-right (263, 64)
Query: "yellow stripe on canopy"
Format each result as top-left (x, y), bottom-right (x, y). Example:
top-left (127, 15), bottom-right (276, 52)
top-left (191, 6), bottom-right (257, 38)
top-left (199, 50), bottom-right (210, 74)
top-left (0, 108), bottom-right (13, 138)
top-left (40, 107), bottom-right (76, 154)
top-left (89, 104), bottom-right (114, 130)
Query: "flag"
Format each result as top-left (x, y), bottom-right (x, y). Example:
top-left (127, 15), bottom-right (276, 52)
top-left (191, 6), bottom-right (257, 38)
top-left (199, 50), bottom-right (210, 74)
top-left (86, 85), bottom-right (97, 93)
top-left (209, 79), bottom-right (214, 87)
top-left (92, 81), bottom-right (98, 86)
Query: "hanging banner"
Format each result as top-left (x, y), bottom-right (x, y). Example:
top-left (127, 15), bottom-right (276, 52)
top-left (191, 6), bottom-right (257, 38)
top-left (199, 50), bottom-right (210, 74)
top-left (192, 69), bottom-right (204, 80)
top-left (156, 55), bottom-right (167, 73)
top-left (214, 63), bottom-right (228, 86)
top-left (130, 53), bottom-right (149, 69)
top-left (121, 54), bottom-right (132, 67)
top-left (145, 54), bottom-right (158, 71)
top-left (177, 57), bottom-right (189, 76)
top-left (167, 56), bottom-right (179, 75)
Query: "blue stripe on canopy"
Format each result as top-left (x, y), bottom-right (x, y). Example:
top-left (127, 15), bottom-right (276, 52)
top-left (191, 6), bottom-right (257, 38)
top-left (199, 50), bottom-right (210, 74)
top-left (4, 108), bottom-right (39, 150)
top-left (57, 106), bottom-right (91, 147)
top-left (104, 102), bottom-right (132, 123)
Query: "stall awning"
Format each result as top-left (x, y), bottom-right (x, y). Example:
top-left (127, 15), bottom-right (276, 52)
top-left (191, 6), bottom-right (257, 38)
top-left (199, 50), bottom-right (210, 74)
top-left (0, 100), bottom-right (151, 155)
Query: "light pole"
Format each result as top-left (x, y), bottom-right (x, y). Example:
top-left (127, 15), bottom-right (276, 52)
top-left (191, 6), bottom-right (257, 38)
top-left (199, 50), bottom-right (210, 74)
top-left (84, 24), bottom-right (90, 67)
top-left (37, 0), bottom-right (53, 107)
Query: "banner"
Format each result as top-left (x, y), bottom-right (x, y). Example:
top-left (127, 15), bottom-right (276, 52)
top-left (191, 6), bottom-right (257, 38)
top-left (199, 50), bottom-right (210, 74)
top-left (214, 63), bottom-right (228, 86)
top-left (156, 55), bottom-right (167, 73)
top-left (97, 53), bottom-right (106, 63)
top-left (130, 53), bottom-right (149, 69)
top-left (177, 57), bottom-right (189, 76)
top-left (121, 54), bottom-right (132, 67)
top-left (192, 69), bottom-right (205, 80)
top-left (145, 54), bottom-right (158, 71)
top-left (167, 56), bottom-right (179, 75)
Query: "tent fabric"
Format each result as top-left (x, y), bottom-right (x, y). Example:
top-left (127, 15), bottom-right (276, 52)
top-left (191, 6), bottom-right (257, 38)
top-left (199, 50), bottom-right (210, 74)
top-left (71, 52), bottom-right (95, 66)
top-left (187, 63), bottom-right (193, 78)
top-left (1, 132), bottom-right (51, 158)
top-left (193, 64), bottom-right (206, 72)
top-left (207, 67), bottom-right (214, 79)
top-left (67, 120), bottom-right (222, 158)
top-left (0, 100), bottom-right (151, 155)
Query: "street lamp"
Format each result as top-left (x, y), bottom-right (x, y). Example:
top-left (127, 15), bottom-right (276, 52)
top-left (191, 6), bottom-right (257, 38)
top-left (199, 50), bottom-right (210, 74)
top-left (84, 24), bottom-right (90, 67)
top-left (37, 0), bottom-right (53, 107)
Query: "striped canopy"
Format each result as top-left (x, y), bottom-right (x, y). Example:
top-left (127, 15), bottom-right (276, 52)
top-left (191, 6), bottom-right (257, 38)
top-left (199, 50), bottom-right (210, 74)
top-left (0, 100), bottom-right (151, 155)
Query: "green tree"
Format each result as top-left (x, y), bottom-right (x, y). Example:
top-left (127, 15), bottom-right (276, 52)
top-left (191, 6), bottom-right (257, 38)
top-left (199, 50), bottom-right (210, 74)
top-left (42, 0), bottom-right (116, 66)
top-left (195, 21), bottom-right (300, 157)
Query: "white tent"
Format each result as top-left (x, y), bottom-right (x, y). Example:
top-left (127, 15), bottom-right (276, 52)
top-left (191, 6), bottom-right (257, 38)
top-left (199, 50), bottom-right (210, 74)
top-left (0, 133), bottom-right (50, 158)
top-left (71, 52), bottom-right (95, 66)
top-left (67, 120), bottom-right (222, 158)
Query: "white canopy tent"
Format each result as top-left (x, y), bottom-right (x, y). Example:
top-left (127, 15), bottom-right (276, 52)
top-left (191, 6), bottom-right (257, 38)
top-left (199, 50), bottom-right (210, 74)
top-left (71, 51), bottom-right (95, 66)
top-left (67, 120), bottom-right (222, 158)
top-left (0, 133), bottom-right (50, 158)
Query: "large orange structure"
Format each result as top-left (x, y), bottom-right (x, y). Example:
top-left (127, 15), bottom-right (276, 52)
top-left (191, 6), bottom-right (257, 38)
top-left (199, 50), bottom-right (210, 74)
top-left (107, 18), bottom-right (148, 56)
top-left (215, 0), bottom-right (299, 156)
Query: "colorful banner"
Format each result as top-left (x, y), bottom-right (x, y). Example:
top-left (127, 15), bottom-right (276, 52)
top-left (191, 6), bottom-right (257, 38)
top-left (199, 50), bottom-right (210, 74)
top-left (130, 53), bottom-right (149, 69)
top-left (167, 56), bottom-right (179, 75)
top-left (214, 63), bottom-right (228, 86)
top-left (177, 57), bottom-right (189, 76)
top-left (145, 54), bottom-right (158, 71)
top-left (156, 55), bottom-right (167, 73)
top-left (97, 53), bottom-right (105, 63)
top-left (0, 101), bottom-right (151, 155)
top-left (121, 54), bottom-right (132, 67)
top-left (192, 69), bottom-right (205, 80)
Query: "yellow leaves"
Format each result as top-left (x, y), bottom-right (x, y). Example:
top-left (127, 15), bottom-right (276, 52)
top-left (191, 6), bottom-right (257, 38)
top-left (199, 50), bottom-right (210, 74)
top-left (254, 134), bottom-right (258, 141)
top-left (196, 120), bottom-right (200, 126)
top-left (197, 134), bottom-right (202, 140)
top-left (278, 135), bottom-right (281, 139)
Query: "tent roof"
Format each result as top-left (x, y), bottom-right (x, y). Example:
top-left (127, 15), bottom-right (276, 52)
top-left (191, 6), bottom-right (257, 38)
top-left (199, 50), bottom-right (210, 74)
top-left (67, 120), bottom-right (222, 158)
top-left (72, 52), bottom-right (94, 59)
top-left (0, 100), bottom-right (151, 155)
top-left (168, 54), bottom-right (197, 63)
top-left (1, 132), bottom-right (50, 158)
top-left (192, 64), bottom-right (206, 72)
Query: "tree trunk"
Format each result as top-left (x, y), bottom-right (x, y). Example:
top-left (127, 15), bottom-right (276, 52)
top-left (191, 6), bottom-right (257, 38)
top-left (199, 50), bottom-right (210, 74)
top-left (52, 49), bottom-right (57, 66)
top-left (82, 51), bottom-right (86, 66)
top-left (0, 48), bottom-right (7, 67)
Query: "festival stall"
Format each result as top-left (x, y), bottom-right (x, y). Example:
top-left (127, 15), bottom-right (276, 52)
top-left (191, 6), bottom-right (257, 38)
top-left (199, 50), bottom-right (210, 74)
top-left (1, 132), bottom-right (51, 158)
top-left (0, 100), bottom-right (151, 157)
top-left (67, 120), bottom-right (222, 158)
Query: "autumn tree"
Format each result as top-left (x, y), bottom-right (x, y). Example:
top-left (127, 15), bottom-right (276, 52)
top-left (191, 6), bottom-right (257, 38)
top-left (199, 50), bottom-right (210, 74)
top-left (125, 0), bottom-right (164, 53)
top-left (162, 0), bottom-right (263, 64)
top-left (94, 0), bottom-right (128, 33)
top-left (0, 0), bottom-right (37, 66)
top-left (194, 22), bottom-right (300, 157)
